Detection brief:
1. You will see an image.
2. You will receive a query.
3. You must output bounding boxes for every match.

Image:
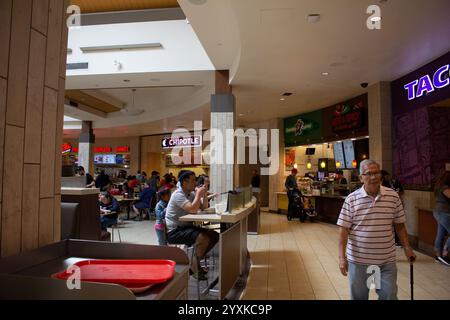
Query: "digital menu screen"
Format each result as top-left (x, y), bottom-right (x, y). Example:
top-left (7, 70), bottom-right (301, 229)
top-left (343, 140), bottom-right (355, 169)
top-left (333, 142), bottom-right (345, 168)
top-left (102, 154), bottom-right (116, 164)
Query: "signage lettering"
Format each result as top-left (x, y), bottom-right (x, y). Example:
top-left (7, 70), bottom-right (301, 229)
top-left (95, 147), bottom-right (112, 153)
top-left (116, 146), bottom-right (130, 153)
top-left (404, 64), bottom-right (449, 100)
top-left (62, 143), bottom-right (72, 154)
top-left (161, 136), bottom-right (202, 149)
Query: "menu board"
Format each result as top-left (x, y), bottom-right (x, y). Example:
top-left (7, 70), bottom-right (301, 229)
top-left (333, 142), bottom-right (345, 168)
top-left (102, 154), bottom-right (116, 164)
top-left (343, 140), bottom-right (355, 169)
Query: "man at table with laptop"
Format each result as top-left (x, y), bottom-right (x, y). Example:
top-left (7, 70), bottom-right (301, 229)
top-left (165, 171), bottom-right (219, 280)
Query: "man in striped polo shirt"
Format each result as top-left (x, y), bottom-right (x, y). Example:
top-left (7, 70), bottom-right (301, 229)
top-left (337, 159), bottom-right (416, 300)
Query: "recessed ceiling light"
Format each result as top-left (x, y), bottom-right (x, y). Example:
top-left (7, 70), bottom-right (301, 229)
top-left (322, 72), bottom-right (329, 76)
top-left (238, 113), bottom-right (244, 117)
top-left (280, 98), bottom-right (286, 101)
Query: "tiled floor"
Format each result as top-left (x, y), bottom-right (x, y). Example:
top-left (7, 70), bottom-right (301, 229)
top-left (110, 210), bottom-right (450, 301)
top-left (242, 209), bottom-right (450, 300)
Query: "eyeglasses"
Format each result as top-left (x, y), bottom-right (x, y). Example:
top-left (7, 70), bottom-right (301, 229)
top-left (361, 171), bottom-right (381, 177)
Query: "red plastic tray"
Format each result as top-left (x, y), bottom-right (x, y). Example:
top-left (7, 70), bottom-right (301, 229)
top-left (52, 260), bottom-right (176, 286)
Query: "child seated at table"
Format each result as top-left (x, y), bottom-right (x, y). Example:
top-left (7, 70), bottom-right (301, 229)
top-left (154, 187), bottom-right (171, 246)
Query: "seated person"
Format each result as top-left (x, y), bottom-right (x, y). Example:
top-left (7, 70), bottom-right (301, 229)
top-left (165, 171), bottom-right (219, 280)
top-left (132, 182), bottom-right (156, 219)
top-left (154, 187), bottom-right (172, 246)
top-left (196, 174), bottom-right (218, 202)
top-left (99, 191), bottom-right (120, 230)
top-left (75, 166), bottom-right (95, 188)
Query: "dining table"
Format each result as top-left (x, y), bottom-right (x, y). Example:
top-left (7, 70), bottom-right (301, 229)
top-left (114, 195), bottom-right (140, 220)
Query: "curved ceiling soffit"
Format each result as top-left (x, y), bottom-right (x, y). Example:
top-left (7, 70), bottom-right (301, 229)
top-left (178, 0), bottom-right (242, 82)
top-left (92, 83), bottom-right (214, 129)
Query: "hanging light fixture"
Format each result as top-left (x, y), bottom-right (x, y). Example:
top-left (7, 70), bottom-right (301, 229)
top-left (307, 162), bottom-right (312, 170)
top-left (352, 159), bottom-right (357, 168)
top-left (320, 161), bottom-right (326, 169)
top-left (336, 161), bottom-right (341, 168)
top-left (121, 89), bottom-right (145, 116)
top-left (294, 163), bottom-right (298, 169)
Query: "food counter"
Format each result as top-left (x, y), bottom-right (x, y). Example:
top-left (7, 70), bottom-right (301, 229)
top-left (276, 191), bottom-right (346, 224)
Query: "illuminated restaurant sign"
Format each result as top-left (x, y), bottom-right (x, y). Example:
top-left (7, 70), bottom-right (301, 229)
top-left (161, 136), bottom-right (202, 149)
top-left (404, 64), bottom-right (449, 101)
top-left (95, 147), bottom-right (112, 153)
top-left (116, 146), bottom-right (130, 153)
top-left (61, 143), bottom-right (72, 154)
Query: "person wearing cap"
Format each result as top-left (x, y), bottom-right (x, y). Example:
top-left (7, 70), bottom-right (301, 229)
top-left (165, 170), bottom-right (219, 280)
top-left (154, 187), bottom-right (171, 246)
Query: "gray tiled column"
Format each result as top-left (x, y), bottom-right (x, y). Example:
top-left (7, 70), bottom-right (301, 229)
top-left (210, 94), bottom-right (236, 195)
top-left (79, 121), bottom-right (95, 175)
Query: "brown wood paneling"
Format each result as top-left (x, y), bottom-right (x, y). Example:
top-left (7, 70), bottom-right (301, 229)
top-left (31, 0), bottom-right (49, 36)
top-left (40, 88), bottom-right (58, 198)
top-left (0, 79), bottom-right (7, 203)
top-left (24, 30), bottom-right (46, 164)
top-left (215, 70), bottom-right (232, 94)
top-left (54, 78), bottom-right (66, 194)
top-left (418, 209), bottom-right (437, 246)
top-left (59, 0), bottom-right (70, 79)
top-left (53, 195), bottom-right (61, 242)
top-left (38, 198), bottom-right (54, 247)
top-left (70, 0), bottom-right (179, 13)
top-left (0, 0), bottom-right (12, 79)
top-left (44, 0), bottom-right (64, 91)
top-left (6, 0), bottom-right (32, 127)
top-left (21, 164), bottom-right (40, 251)
top-left (65, 90), bottom-right (121, 113)
top-left (1, 125), bottom-right (25, 257)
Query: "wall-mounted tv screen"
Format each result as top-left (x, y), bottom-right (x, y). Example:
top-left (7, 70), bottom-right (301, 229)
top-left (94, 154), bottom-right (116, 164)
top-left (343, 140), bottom-right (355, 169)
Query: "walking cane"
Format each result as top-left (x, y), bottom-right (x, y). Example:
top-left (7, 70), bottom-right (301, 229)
top-left (409, 256), bottom-right (415, 300)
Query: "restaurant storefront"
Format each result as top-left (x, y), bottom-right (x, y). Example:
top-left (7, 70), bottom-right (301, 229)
top-left (140, 133), bottom-right (210, 179)
top-left (391, 51), bottom-right (450, 254)
top-left (278, 94), bottom-right (370, 222)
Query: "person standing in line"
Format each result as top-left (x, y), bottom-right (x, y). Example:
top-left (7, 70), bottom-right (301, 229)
top-left (337, 159), bottom-right (415, 300)
top-left (432, 169), bottom-right (450, 266)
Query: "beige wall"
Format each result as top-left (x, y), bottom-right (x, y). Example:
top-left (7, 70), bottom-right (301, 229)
top-left (402, 190), bottom-right (435, 238)
top-left (368, 82), bottom-right (393, 173)
top-left (0, 0), bottom-right (69, 257)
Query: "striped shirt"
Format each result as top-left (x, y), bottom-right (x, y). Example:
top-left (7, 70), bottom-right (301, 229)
top-left (337, 186), bottom-right (406, 266)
